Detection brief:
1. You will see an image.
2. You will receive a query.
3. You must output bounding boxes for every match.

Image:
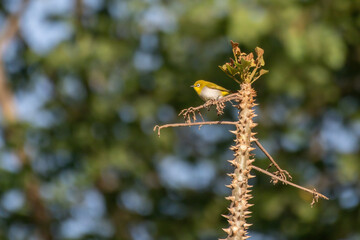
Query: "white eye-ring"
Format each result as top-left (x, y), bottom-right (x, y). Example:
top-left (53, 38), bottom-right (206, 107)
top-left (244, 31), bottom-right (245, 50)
top-left (196, 84), bottom-right (200, 87)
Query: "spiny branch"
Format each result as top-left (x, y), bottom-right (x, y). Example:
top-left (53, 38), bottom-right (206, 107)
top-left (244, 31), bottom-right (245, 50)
top-left (251, 165), bottom-right (329, 201)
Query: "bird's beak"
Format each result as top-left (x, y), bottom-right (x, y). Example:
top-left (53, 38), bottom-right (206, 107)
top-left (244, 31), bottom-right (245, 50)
top-left (190, 85), bottom-right (194, 88)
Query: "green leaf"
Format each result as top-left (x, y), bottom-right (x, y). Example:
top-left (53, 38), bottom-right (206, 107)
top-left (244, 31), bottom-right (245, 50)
top-left (240, 58), bottom-right (251, 70)
top-left (259, 69), bottom-right (269, 76)
top-left (226, 63), bottom-right (236, 75)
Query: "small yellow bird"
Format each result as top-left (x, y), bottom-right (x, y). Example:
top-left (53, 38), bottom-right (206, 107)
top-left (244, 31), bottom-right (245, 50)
top-left (191, 80), bottom-right (231, 101)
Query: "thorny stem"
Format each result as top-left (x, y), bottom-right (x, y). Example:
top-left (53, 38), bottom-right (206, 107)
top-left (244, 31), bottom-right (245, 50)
top-left (222, 83), bottom-right (256, 240)
top-left (153, 43), bottom-right (330, 240)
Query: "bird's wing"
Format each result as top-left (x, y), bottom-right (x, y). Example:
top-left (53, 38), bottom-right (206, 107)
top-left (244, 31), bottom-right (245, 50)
top-left (207, 82), bottom-right (231, 93)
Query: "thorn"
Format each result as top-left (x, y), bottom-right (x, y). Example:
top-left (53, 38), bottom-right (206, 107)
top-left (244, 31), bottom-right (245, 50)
top-left (248, 147), bottom-right (256, 151)
top-left (244, 211), bottom-right (252, 215)
top-left (221, 214), bottom-right (230, 219)
top-left (227, 173), bottom-right (235, 178)
top-left (244, 223), bottom-right (253, 228)
top-left (227, 220), bottom-right (235, 225)
top-left (247, 203), bottom-right (254, 208)
top-left (225, 184), bottom-right (234, 189)
top-left (241, 197), bottom-right (248, 202)
top-left (229, 145), bottom-right (238, 151)
top-left (229, 130), bottom-right (237, 135)
top-left (227, 159), bottom-right (236, 165)
top-left (227, 207), bottom-right (235, 215)
top-left (225, 196), bottom-right (235, 201)
top-left (244, 194), bottom-right (253, 200)
top-left (251, 123), bottom-right (258, 128)
top-left (222, 228), bottom-right (231, 235)
top-left (250, 137), bottom-right (257, 142)
top-left (248, 174), bottom-right (256, 179)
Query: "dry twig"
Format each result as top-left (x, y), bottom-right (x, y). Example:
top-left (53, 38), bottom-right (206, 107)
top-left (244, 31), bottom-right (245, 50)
top-left (251, 165), bottom-right (328, 201)
top-left (254, 140), bottom-right (292, 182)
top-left (154, 121), bottom-right (237, 136)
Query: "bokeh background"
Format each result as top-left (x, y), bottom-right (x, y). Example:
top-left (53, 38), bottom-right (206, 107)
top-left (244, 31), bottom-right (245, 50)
top-left (0, 0), bottom-right (359, 239)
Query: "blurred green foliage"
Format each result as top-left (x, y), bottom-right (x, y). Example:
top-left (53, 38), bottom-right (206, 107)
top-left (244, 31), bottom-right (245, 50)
top-left (0, 0), bottom-right (359, 239)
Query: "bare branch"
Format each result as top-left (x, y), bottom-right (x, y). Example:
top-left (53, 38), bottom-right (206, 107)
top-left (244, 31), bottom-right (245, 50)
top-left (251, 165), bottom-right (329, 201)
top-left (154, 121), bottom-right (237, 136)
top-left (255, 140), bottom-right (292, 182)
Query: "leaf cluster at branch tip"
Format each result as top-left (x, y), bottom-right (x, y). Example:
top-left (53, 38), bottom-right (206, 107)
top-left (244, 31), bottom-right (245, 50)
top-left (219, 40), bottom-right (269, 84)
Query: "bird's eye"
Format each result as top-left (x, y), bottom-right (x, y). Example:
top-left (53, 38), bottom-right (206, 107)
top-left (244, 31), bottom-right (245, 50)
top-left (196, 84), bottom-right (200, 87)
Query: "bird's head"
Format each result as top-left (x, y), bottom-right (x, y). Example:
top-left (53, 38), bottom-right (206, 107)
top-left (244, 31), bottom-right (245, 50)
top-left (190, 80), bottom-right (207, 95)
